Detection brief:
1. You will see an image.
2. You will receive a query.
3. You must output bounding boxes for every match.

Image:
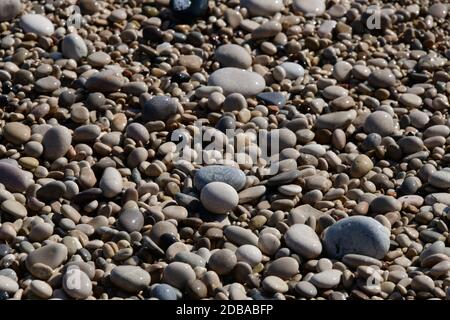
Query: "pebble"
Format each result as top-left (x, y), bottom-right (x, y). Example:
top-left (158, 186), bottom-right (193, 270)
top-left (35, 76), bottom-right (61, 93)
top-left (399, 93), bottom-right (422, 108)
top-left (30, 280), bottom-right (53, 299)
top-left (295, 281), bottom-right (317, 298)
top-left (26, 243), bottom-right (68, 276)
top-left (262, 276), bottom-right (288, 293)
top-left (315, 110), bottom-right (357, 130)
top-left (280, 62), bottom-right (305, 80)
top-left (241, 0), bottom-right (283, 16)
top-left (310, 270), bottom-right (342, 289)
top-left (85, 70), bottom-right (124, 93)
top-left (87, 52), bottom-right (111, 67)
top-left (1, 199), bottom-right (27, 219)
top-left (0, 162), bottom-right (33, 193)
top-left (110, 266), bottom-right (150, 293)
top-left (214, 44), bottom-right (252, 69)
top-left (99, 167), bottom-right (123, 198)
top-left (3, 122), bottom-right (30, 145)
top-left (200, 182), bottom-right (239, 214)
top-left (368, 69), bottom-right (396, 88)
top-left (151, 284), bottom-right (178, 300)
top-left (208, 68), bottom-right (266, 97)
top-left (170, 0), bottom-right (209, 20)
top-left (429, 3), bottom-right (448, 18)
top-left (118, 208), bottom-right (144, 233)
top-left (363, 111), bottom-right (395, 136)
top-left (265, 257), bottom-right (299, 280)
top-left (411, 275), bottom-right (435, 292)
top-left (42, 126), bottom-right (72, 160)
top-left (62, 268), bottom-right (92, 299)
top-left (0, 0), bottom-right (21, 22)
top-left (163, 262), bottom-right (196, 289)
top-left (224, 226), bottom-right (258, 246)
top-left (323, 216), bottom-right (390, 259)
top-left (284, 224), bottom-right (322, 259)
top-left (143, 96), bottom-right (178, 121)
top-left (257, 92), bottom-right (286, 107)
top-left (236, 245), bottom-right (262, 267)
top-left (20, 14), bottom-right (54, 36)
top-left (333, 61), bottom-right (353, 82)
top-left (258, 233), bottom-right (280, 256)
top-left (350, 155), bottom-right (373, 178)
top-left (293, 0), bottom-right (326, 16)
top-left (429, 170), bottom-right (450, 189)
top-left (0, 275), bottom-right (18, 294)
top-left (62, 34), bottom-right (88, 62)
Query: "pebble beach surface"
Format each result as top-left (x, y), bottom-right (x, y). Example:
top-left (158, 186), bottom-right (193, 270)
top-left (0, 0), bottom-right (450, 301)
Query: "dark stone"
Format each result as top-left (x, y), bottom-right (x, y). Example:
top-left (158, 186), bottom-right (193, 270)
top-left (175, 193), bottom-right (200, 211)
top-left (194, 165), bottom-right (246, 191)
top-left (0, 291), bottom-right (9, 300)
top-left (171, 72), bottom-right (190, 84)
top-left (142, 26), bottom-right (163, 42)
top-left (142, 96), bottom-right (178, 122)
top-left (215, 115), bottom-right (236, 133)
top-left (86, 92), bottom-right (105, 109)
top-left (267, 170), bottom-right (301, 187)
top-left (58, 90), bottom-right (76, 108)
top-left (159, 233), bottom-right (179, 251)
top-left (170, 0), bottom-right (208, 22)
top-left (257, 92), bottom-right (286, 107)
top-left (186, 31), bottom-right (205, 46)
top-left (72, 188), bottom-right (103, 204)
top-left (36, 181), bottom-right (67, 203)
top-left (0, 95), bottom-right (8, 107)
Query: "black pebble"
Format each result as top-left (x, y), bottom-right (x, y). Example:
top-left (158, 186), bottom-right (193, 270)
top-left (0, 95), bottom-right (8, 107)
top-left (171, 72), bottom-right (190, 84)
top-left (0, 291), bottom-right (9, 300)
top-left (159, 233), bottom-right (178, 251)
top-left (142, 26), bottom-right (163, 43)
top-left (170, 0), bottom-right (208, 22)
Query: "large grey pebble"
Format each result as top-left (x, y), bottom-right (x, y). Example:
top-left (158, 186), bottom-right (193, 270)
top-left (214, 44), bottom-right (252, 69)
top-left (62, 33), bottom-right (88, 61)
top-left (208, 68), bottom-right (265, 97)
top-left (143, 96), bottom-right (178, 121)
top-left (323, 216), bottom-right (390, 259)
top-left (194, 165), bottom-right (246, 191)
top-left (20, 14), bottom-right (54, 36)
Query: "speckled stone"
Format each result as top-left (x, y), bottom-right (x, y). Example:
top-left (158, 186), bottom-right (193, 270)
top-left (323, 216), bottom-right (390, 259)
top-left (194, 165), bottom-right (246, 191)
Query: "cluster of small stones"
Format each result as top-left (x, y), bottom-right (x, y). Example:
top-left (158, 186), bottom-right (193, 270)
top-left (0, 0), bottom-right (449, 301)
